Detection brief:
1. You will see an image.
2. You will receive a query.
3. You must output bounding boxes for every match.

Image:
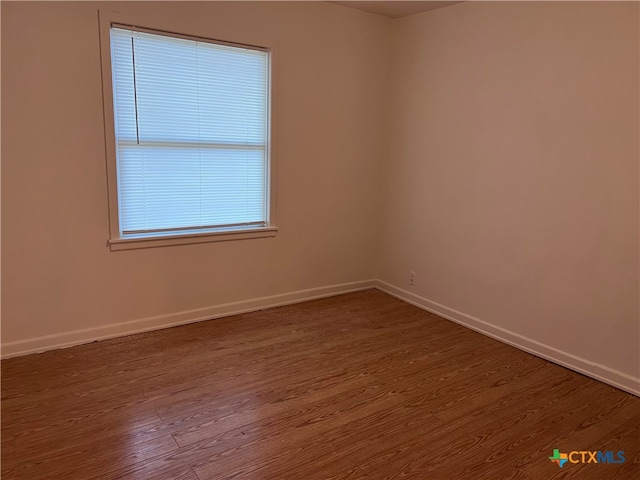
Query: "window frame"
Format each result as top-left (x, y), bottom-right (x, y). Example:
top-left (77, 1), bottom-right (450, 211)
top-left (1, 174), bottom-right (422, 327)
top-left (99, 10), bottom-right (278, 251)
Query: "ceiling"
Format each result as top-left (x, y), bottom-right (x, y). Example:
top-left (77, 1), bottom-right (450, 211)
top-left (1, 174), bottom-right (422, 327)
top-left (330, 1), bottom-right (463, 18)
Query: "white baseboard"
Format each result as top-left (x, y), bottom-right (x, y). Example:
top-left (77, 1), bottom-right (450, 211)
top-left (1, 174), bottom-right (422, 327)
top-left (0, 280), bottom-right (376, 359)
top-left (375, 280), bottom-right (640, 397)
top-left (3, 278), bottom-right (638, 397)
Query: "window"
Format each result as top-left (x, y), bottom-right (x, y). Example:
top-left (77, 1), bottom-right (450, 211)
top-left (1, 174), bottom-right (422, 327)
top-left (101, 18), bottom-right (276, 250)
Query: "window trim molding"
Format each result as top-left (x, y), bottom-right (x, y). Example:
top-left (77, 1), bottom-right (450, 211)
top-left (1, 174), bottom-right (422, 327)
top-left (98, 9), bottom-right (278, 251)
top-left (108, 227), bottom-right (278, 251)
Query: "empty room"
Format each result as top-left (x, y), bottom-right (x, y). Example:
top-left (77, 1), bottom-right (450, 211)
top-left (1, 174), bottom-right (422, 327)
top-left (1, 1), bottom-right (638, 479)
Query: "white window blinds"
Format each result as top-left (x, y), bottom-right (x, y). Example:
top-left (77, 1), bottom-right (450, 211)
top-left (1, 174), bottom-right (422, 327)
top-left (110, 27), bottom-right (269, 238)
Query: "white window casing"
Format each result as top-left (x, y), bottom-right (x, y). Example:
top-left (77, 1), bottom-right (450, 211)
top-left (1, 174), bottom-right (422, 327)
top-left (99, 12), bottom-right (277, 250)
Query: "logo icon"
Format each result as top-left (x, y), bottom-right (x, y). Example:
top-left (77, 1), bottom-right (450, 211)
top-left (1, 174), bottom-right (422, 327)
top-left (549, 449), bottom-right (625, 468)
top-left (549, 449), bottom-right (568, 468)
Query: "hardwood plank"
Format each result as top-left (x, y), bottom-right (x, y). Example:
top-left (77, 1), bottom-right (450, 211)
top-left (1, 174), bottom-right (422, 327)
top-left (1, 408), bottom-right (162, 459)
top-left (523, 416), bottom-right (640, 479)
top-left (1, 433), bottom-right (179, 480)
top-left (302, 372), bottom-right (596, 478)
top-left (2, 290), bottom-right (638, 479)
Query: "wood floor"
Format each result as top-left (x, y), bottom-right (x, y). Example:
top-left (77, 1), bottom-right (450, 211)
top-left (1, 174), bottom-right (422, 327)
top-left (2, 290), bottom-right (638, 479)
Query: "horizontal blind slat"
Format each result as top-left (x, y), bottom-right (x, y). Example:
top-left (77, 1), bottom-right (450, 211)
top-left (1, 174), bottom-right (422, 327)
top-left (110, 27), bottom-right (269, 236)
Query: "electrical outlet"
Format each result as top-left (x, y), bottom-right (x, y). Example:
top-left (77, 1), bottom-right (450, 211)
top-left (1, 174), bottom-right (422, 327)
top-left (409, 271), bottom-right (416, 286)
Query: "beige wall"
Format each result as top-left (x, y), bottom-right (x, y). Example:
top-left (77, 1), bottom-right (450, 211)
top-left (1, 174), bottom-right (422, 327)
top-left (378, 1), bottom-right (639, 382)
top-left (1, 1), bottom-right (389, 349)
top-left (2, 1), bottom-right (639, 391)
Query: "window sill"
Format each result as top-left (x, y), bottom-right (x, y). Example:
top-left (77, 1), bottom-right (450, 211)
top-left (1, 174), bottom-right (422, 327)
top-left (108, 227), bottom-right (278, 251)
